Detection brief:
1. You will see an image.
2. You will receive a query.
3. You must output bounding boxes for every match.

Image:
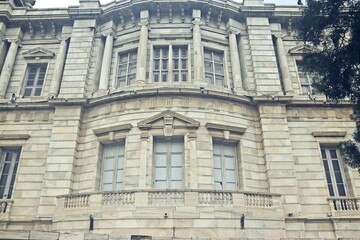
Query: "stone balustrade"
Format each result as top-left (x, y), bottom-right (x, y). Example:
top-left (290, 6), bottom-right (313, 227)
top-left (57, 190), bottom-right (280, 209)
top-left (328, 197), bottom-right (360, 212)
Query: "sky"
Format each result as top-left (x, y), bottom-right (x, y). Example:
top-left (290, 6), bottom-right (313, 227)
top-left (34, 0), bottom-right (296, 8)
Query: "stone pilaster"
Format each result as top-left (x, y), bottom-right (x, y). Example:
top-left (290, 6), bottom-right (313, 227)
top-left (0, 28), bottom-right (22, 98)
top-left (0, 23), bottom-right (7, 74)
top-left (238, 35), bottom-right (250, 90)
top-left (275, 35), bottom-right (293, 95)
top-left (49, 37), bottom-right (69, 98)
top-left (258, 104), bottom-right (302, 215)
top-left (58, 19), bottom-right (96, 98)
top-left (38, 106), bottom-right (83, 218)
top-left (192, 9), bottom-right (204, 83)
top-left (135, 11), bottom-right (149, 84)
top-left (246, 17), bottom-right (283, 95)
top-left (98, 21), bottom-right (116, 92)
top-left (227, 19), bottom-right (243, 93)
top-left (138, 133), bottom-right (148, 189)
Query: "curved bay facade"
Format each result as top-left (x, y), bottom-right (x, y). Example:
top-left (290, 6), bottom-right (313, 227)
top-left (0, 0), bottom-right (359, 239)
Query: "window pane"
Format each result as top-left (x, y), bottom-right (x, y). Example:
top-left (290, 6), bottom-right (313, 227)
top-left (155, 155), bottom-right (166, 167)
top-left (155, 168), bottom-right (166, 180)
top-left (103, 171), bottom-right (113, 184)
top-left (171, 181), bottom-right (182, 189)
top-left (34, 88), bottom-right (42, 96)
top-left (328, 184), bottom-right (335, 196)
top-left (171, 167), bottom-right (182, 181)
top-left (330, 150), bottom-right (337, 159)
top-left (171, 155), bottom-right (182, 167)
top-left (337, 184), bottom-right (346, 196)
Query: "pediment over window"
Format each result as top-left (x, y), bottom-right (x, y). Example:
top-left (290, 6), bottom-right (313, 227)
top-left (22, 47), bottom-right (55, 59)
top-left (288, 45), bottom-right (313, 56)
top-left (137, 110), bottom-right (199, 137)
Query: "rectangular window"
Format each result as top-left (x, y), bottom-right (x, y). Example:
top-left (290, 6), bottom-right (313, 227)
top-left (153, 46), bottom-right (188, 83)
top-left (213, 141), bottom-right (237, 190)
top-left (296, 60), bottom-right (313, 94)
top-left (23, 64), bottom-right (47, 97)
top-left (117, 51), bottom-right (137, 87)
top-left (204, 49), bottom-right (224, 86)
top-left (321, 147), bottom-right (347, 196)
top-left (153, 47), bottom-right (169, 82)
top-left (0, 149), bottom-right (20, 199)
top-left (102, 143), bottom-right (125, 191)
top-left (153, 138), bottom-right (183, 189)
top-left (173, 47), bottom-right (188, 82)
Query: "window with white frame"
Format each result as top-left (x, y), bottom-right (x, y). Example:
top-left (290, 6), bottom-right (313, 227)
top-left (117, 51), bottom-right (137, 87)
top-left (23, 64), bottom-right (47, 97)
top-left (0, 148), bottom-right (20, 199)
top-left (153, 46), bottom-right (188, 83)
top-left (213, 141), bottom-right (238, 190)
top-left (153, 138), bottom-right (184, 189)
top-left (321, 146), bottom-right (347, 196)
top-left (296, 60), bottom-right (313, 94)
top-left (204, 49), bottom-right (225, 86)
top-left (101, 142), bottom-right (125, 191)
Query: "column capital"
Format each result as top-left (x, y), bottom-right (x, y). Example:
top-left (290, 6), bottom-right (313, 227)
top-left (192, 9), bottom-right (202, 25)
top-left (139, 10), bottom-right (149, 26)
top-left (227, 27), bottom-right (241, 36)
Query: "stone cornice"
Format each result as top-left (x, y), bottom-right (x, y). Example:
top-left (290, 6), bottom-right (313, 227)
top-left (93, 123), bottom-right (133, 136)
top-left (0, 134), bottom-right (30, 140)
top-left (205, 123), bottom-right (246, 135)
top-left (311, 131), bottom-right (347, 138)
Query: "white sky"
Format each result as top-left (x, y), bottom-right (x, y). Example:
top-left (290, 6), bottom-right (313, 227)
top-left (34, 0), bottom-right (296, 8)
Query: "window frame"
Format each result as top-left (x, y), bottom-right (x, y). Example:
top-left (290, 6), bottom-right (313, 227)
top-left (212, 139), bottom-right (239, 190)
top-left (152, 136), bottom-right (185, 189)
top-left (321, 146), bottom-right (348, 197)
top-left (149, 42), bottom-right (191, 83)
top-left (116, 50), bottom-right (138, 87)
top-left (100, 140), bottom-right (126, 191)
top-left (204, 48), bottom-right (226, 87)
top-left (295, 60), bottom-right (313, 95)
top-left (0, 148), bottom-right (21, 199)
top-left (22, 63), bottom-right (48, 97)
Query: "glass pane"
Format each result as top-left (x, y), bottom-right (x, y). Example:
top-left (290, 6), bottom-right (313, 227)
top-left (26, 80), bottom-right (34, 87)
top-left (102, 183), bottom-right (112, 191)
top-left (0, 175), bottom-right (7, 186)
top-left (213, 156), bottom-right (221, 168)
top-left (130, 52), bottom-right (137, 61)
top-left (34, 88), bottom-right (42, 96)
top-left (335, 172), bottom-right (344, 183)
top-left (155, 155), bottom-right (166, 167)
top-left (154, 49), bottom-right (160, 58)
top-left (24, 89), bottom-right (32, 96)
top-left (182, 60), bottom-right (187, 69)
top-left (227, 182), bottom-right (236, 190)
top-left (182, 73), bottom-right (187, 82)
top-left (154, 60), bottom-right (160, 70)
top-left (155, 168), bottom-right (166, 181)
top-left (174, 73), bottom-right (179, 82)
top-left (337, 184), bottom-right (346, 196)
top-left (225, 157), bottom-right (235, 170)
top-left (116, 170), bottom-right (123, 181)
top-left (214, 53), bottom-right (223, 62)
top-left (155, 141), bottom-right (166, 152)
top-left (214, 169), bottom-right (222, 182)
top-left (171, 167), bottom-right (182, 180)
top-left (162, 60), bottom-right (168, 70)
top-left (215, 76), bottom-right (224, 86)
top-left (0, 187), bottom-right (4, 198)
top-left (155, 180), bottom-right (166, 189)
top-left (328, 185), bottom-right (335, 196)
top-left (171, 180), bottom-right (182, 189)
top-left (2, 163), bottom-right (10, 174)
top-left (332, 160), bottom-right (340, 171)
top-left (214, 63), bottom-right (224, 74)
top-left (321, 150), bottom-right (327, 159)
top-left (171, 141), bottom-right (183, 152)
top-left (226, 170), bottom-right (236, 183)
top-left (171, 155), bottom-right (182, 167)
top-left (325, 172), bottom-right (332, 183)
top-left (323, 160), bottom-right (329, 172)
top-left (104, 158), bottom-right (115, 170)
top-left (162, 74), bottom-right (167, 82)
top-left (103, 171), bottom-right (114, 184)
top-left (330, 150), bottom-right (337, 159)
top-left (174, 60), bottom-right (179, 70)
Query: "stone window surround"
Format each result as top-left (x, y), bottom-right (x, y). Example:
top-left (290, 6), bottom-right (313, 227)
top-left (93, 123), bottom-right (133, 190)
top-left (205, 122), bottom-right (246, 190)
top-left (311, 130), bottom-right (355, 197)
top-left (0, 133), bottom-right (29, 200)
top-left (18, 48), bottom-right (54, 98)
top-left (148, 42), bottom-right (192, 84)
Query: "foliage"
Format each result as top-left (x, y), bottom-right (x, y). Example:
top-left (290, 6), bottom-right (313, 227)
top-left (295, 0), bottom-right (360, 171)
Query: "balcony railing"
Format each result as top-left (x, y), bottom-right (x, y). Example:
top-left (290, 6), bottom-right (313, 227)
top-left (57, 189), bottom-right (281, 210)
top-left (328, 197), bottom-right (360, 213)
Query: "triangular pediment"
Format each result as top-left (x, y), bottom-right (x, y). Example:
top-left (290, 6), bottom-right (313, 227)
top-left (22, 47), bottom-right (55, 59)
top-left (288, 44), bottom-right (312, 56)
top-left (137, 110), bottom-right (200, 130)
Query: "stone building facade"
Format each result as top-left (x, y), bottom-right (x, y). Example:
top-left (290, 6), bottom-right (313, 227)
top-left (0, 0), bottom-right (359, 239)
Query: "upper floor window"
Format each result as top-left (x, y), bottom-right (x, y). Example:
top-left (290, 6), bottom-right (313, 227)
top-left (153, 46), bottom-right (188, 83)
top-left (213, 141), bottom-right (238, 190)
top-left (23, 64), bottom-right (47, 97)
top-left (296, 60), bottom-right (313, 94)
top-left (102, 142), bottom-right (125, 191)
top-left (117, 51), bottom-right (137, 87)
top-left (0, 148), bottom-right (20, 199)
top-left (204, 49), bottom-right (224, 86)
top-left (321, 146), bottom-right (347, 196)
top-left (153, 138), bottom-right (184, 189)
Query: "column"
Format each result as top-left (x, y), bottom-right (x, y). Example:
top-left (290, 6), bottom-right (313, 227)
top-left (98, 33), bottom-right (114, 91)
top-left (135, 10), bottom-right (149, 84)
top-left (0, 39), bottom-right (20, 98)
top-left (276, 35), bottom-right (294, 95)
top-left (192, 10), bottom-right (204, 83)
top-left (239, 35), bottom-right (250, 90)
top-left (138, 133), bottom-right (148, 189)
top-left (0, 23), bottom-right (7, 73)
top-left (49, 38), bottom-right (69, 98)
top-left (228, 28), bottom-right (243, 92)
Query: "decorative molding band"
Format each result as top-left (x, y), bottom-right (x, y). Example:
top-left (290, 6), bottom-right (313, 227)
top-left (93, 123), bottom-right (133, 136)
top-left (205, 122), bottom-right (246, 135)
top-left (0, 134), bottom-right (30, 140)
